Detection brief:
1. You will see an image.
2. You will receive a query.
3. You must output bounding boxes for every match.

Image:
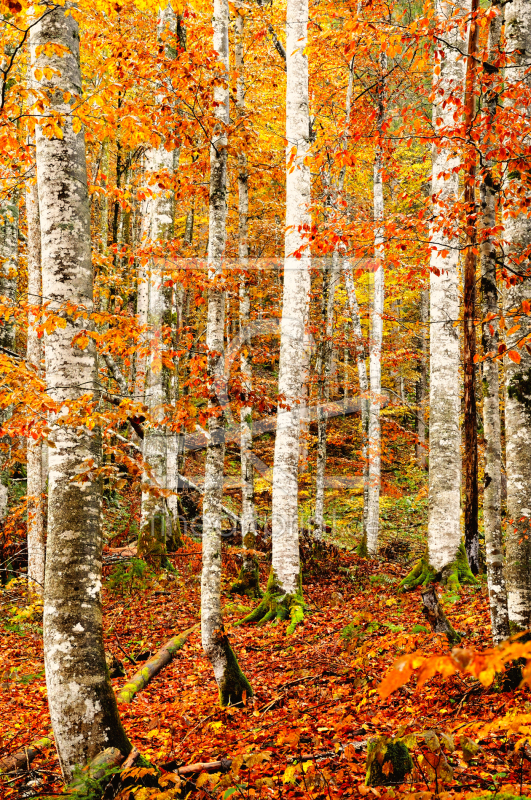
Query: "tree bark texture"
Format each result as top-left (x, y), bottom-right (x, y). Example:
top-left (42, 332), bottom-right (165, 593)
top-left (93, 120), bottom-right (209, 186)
top-left (270, 0), bottom-right (311, 596)
top-left (503, 0), bottom-right (531, 630)
top-left (428, 0), bottom-right (468, 576)
top-left (366, 52), bottom-right (386, 556)
top-left (480, 0), bottom-right (509, 644)
top-left (416, 289), bottom-right (428, 470)
top-left (462, 0), bottom-right (480, 575)
top-left (201, 0), bottom-right (252, 704)
top-left (32, 5), bottom-right (130, 778)
top-left (26, 173), bottom-right (45, 598)
top-left (139, 3), bottom-right (177, 564)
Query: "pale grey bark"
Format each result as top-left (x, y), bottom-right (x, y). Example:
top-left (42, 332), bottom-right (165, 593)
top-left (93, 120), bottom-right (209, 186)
top-left (366, 53), bottom-right (386, 556)
top-left (314, 255), bottom-right (338, 537)
top-left (416, 290), bottom-right (428, 470)
top-left (270, 0), bottom-right (311, 595)
top-left (32, 4), bottom-right (129, 777)
top-left (201, 0), bottom-right (251, 704)
top-left (480, 0), bottom-right (509, 644)
top-left (0, 191), bottom-right (19, 351)
top-left (344, 262), bottom-right (369, 535)
top-left (26, 174), bottom-right (45, 598)
top-left (503, 0), bottom-right (531, 630)
top-left (428, 0), bottom-right (468, 574)
top-left (139, 4), bottom-right (177, 557)
top-left (236, 8), bottom-right (257, 555)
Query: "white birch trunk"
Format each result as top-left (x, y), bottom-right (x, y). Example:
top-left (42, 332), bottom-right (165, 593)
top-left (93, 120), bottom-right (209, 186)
top-left (201, 0), bottom-right (252, 704)
top-left (366, 53), bottom-right (386, 556)
top-left (26, 174), bottom-right (45, 598)
top-left (314, 255), bottom-right (338, 537)
top-left (139, 4), bottom-right (177, 561)
top-left (503, 0), bottom-right (531, 629)
top-left (236, 8), bottom-right (256, 555)
top-left (0, 191), bottom-right (18, 351)
top-left (270, 0), bottom-right (311, 597)
top-left (344, 262), bottom-right (369, 538)
top-left (32, 5), bottom-right (129, 777)
top-left (479, 0), bottom-right (509, 644)
top-left (427, 0), bottom-right (467, 575)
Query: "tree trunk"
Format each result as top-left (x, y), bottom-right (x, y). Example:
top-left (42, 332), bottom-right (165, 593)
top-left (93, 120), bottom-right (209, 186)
top-left (480, 0), bottom-right (509, 644)
top-left (138, 4), bottom-right (177, 566)
top-left (0, 189), bottom-right (18, 352)
top-left (270, 0), bottom-right (310, 609)
top-left (26, 173), bottom-right (45, 598)
top-left (416, 289), bottom-right (428, 470)
top-left (462, 0), bottom-right (480, 575)
top-left (366, 52), bottom-right (386, 557)
top-left (427, 0), bottom-right (469, 584)
top-left (344, 262), bottom-right (369, 549)
top-left (201, 0), bottom-right (252, 704)
top-left (32, 5), bottom-right (130, 778)
top-left (231, 6), bottom-right (260, 598)
top-left (503, 0), bottom-right (531, 630)
top-left (314, 256), bottom-right (337, 538)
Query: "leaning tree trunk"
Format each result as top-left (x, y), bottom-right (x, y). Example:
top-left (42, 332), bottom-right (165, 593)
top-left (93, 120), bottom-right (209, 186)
top-left (366, 52), bottom-right (386, 557)
top-left (230, 5), bottom-right (260, 598)
top-left (400, 0), bottom-right (476, 591)
top-left (201, 0), bottom-right (253, 705)
top-left (240, 0), bottom-right (310, 629)
top-left (26, 172), bottom-right (45, 598)
top-left (503, 0), bottom-right (531, 630)
top-left (480, 0), bottom-right (509, 644)
top-left (32, 5), bottom-right (130, 778)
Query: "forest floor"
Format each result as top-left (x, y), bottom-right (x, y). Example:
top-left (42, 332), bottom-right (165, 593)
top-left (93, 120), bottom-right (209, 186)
top-left (1, 510), bottom-right (531, 800)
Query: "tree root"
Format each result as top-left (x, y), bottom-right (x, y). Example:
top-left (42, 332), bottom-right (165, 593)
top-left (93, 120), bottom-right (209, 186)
top-left (355, 533), bottom-right (368, 558)
top-left (216, 634), bottom-right (254, 707)
top-left (398, 541), bottom-right (478, 593)
top-left (236, 569), bottom-right (304, 634)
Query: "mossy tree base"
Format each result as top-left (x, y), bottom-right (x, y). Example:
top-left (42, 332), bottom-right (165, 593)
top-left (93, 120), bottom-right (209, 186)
top-left (355, 533), bottom-right (368, 558)
top-left (236, 568), bottom-right (304, 635)
top-left (398, 541), bottom-right (478, 593)
top-left (365, 736), bottom-right (413, 787)
top-left (214, 630), bottom-right (253, 707)
top-left (229, 555), bottom-right (263, 599)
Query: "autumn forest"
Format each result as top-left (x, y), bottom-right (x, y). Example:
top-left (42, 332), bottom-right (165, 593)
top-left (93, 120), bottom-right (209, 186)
top-left (1, 0), bottom-right (531, 797)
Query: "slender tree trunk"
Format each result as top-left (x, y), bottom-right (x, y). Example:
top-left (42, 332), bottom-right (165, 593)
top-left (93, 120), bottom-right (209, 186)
top-left (138, 4), bottom-right (177, 564)
top-left (201, 0), bottom-right (252, 703)
top-left (270, 0), bottom-right (310, 603)
top-left (32, 5), bottom-right (130, 777)
top-left (401, 0), bottom-right (476, 591)
top-left (344, 263), bottom-right (369, 547)
top-left (241, 0), bottom-right (311, 628)
top-left (415, 289), bottom-right (428, 469)
top-left (314, 256), bottom-right (337, 538)
top-left (231, 6), bottom-right (260, 597)
top-left (427, 0), bottom-right (469, 582)
top-left (463, 0), bottom-right (480, 575)
top-left (480, 0), bottom-right (509, 644)
top-left (503, 0), bottom-right (531, 630)
top-left (366, 52), bottom-right (386, 557)
top-left (26, 174), bottom-right (45, 598)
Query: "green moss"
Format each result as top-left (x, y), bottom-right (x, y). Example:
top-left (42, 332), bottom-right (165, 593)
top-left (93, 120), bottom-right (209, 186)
top-left (236, 568), bottom-right (304, 634)
top-left (365, 736), bottom-right (413, 787)
top-left (355, 532), bottom-right (368, 558)
top-left (230, 555), bottom-right (262, 599)
top-left (399, 541), bottom-right (478, 593)
top-left (216, 633), bottom-right (253, 707)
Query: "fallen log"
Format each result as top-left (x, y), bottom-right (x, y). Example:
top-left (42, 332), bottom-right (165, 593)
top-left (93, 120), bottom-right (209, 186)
top-left (0, 735), bottom-right (52, 773)
top-left (1, 625), bottom-right (197, 773)
top-left (116, 624), bottom-right (199, 703)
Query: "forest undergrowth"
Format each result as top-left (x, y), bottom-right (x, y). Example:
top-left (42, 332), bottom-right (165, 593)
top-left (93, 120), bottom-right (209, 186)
top-left (1, 510), bottom-right (530, 800)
